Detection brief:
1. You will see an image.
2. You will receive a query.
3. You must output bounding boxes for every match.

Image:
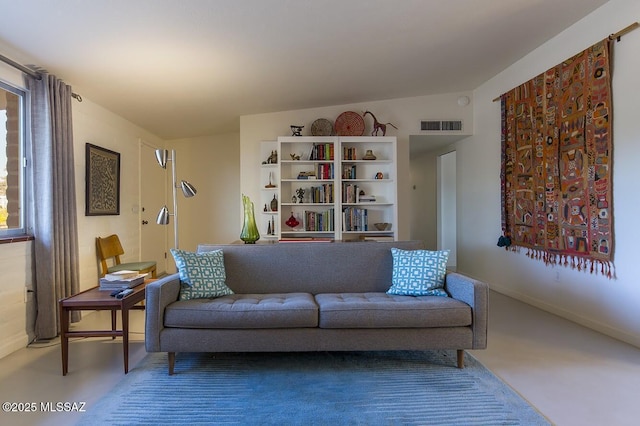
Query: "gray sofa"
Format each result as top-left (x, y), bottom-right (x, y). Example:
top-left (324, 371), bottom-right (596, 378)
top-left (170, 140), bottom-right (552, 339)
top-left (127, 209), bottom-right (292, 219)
top-left (145, 240), bottom-right (488, 375)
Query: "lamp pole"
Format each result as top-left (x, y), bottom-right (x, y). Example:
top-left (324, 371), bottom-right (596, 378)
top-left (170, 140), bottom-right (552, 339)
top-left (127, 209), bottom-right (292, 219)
top-left (170, 149), bottom-right (179, 249)
top-left (155, 149), bottom-right (196, 250)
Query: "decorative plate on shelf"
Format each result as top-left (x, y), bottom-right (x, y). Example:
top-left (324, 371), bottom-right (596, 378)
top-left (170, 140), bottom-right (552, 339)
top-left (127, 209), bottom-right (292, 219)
top-left (311, 118), bottom-right (333, 136)
top-left (334, 111), bottom-right (365, 136)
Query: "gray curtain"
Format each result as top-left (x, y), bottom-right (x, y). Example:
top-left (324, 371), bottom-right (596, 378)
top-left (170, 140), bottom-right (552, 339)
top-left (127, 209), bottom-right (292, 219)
top-left (27, 74), bottom-right (80, 339)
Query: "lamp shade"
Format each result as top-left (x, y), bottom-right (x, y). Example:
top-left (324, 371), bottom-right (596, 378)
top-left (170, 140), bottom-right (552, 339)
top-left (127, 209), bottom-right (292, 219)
top-left (180, 180), bottom-right (197, 197)
top-left (155, 149), bottom-right (168, 168)
top-left (156, 206), bottom-right (170, 225)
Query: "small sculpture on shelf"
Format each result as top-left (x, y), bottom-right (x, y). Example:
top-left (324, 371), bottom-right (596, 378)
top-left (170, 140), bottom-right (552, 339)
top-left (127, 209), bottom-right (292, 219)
top-left (290, 125), bottom-right (304, 136)
top-left (267, 216), bottom-right (276, 236)
top-left (290, 153), bottom-right (301, 160)
top-left (265, 171), bottom-right (276, 188)
top-left (270, 194), bottom-right (278, 212)
top-left (296, 188), bottom-right (305, 204)
top-left (363, 150), bottom-right (377, 160)
top-left (262, 150), bottom-right (278, 165)
top-left (362, 110), bottom-right (398, 136)
top-left (285, 212), bottom-right (300, 229)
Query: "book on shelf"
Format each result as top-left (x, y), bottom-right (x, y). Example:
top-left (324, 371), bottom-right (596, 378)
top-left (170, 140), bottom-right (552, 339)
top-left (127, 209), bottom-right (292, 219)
top-left (359, 236), bottom-right (395, 242)
top-left (358, 195), bottom-right (376, 202)
top-left (278, 237), bottom-right (334, 243)
top-left (99, 272), bottom-right (146, 290)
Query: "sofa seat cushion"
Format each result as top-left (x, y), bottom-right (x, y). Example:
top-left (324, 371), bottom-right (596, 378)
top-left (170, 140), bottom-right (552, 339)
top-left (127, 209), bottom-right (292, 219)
top-left (315, 293), bottom-right (471, 329)
top-left (164, 293), bottom-right (318, 329)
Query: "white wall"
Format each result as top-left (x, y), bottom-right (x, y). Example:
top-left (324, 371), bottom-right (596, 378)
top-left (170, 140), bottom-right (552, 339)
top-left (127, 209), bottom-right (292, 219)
top-left (239, 92), bottom-right (474, 241)
top-left (459, 0), bottom-right (640, 347)
top-left (438, 150), bottom-right (457, 268)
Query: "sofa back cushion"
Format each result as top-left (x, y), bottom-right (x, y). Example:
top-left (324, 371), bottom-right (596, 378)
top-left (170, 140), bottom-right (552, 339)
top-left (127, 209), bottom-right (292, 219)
top-left (197, 241), bottom-right (424, 294)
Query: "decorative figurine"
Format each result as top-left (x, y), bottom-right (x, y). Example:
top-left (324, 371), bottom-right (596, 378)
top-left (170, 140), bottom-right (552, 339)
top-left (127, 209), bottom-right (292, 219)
top-left (296, 188), bottom-right (305, 204)
top-left (270, 194), bottom-right (278, 212)
top-left (285, 212), bottom-right (300, 228)
top-left (292, 195), bottom-right (297, 203)
top-left (265, 171), bottom-right (276, 188)
top-left (263, 150), bottom-right (278, 164)
top-left (290, 153), bottom-right (301, 160)
top-left (363, 149), bottom-right (377, 160)
top-left (362, 110), bottom-right (398, 136)
top-left (291, 125), bottom-right (304, 136)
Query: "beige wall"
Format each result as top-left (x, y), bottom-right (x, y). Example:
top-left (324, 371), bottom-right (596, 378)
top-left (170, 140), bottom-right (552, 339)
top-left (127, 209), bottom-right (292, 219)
top-left (239, 92), bottom-right (474, 241)
top-left (167, 133), bottom-right (240, 255)
top-left (0, 59), bottom-right (165, 357)
top-left (74, 99), bottom-right (165, 286)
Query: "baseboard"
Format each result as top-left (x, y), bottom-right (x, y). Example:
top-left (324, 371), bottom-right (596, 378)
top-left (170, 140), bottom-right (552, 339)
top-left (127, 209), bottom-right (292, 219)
top-left (0, 333), bottom-right (29, 360)
top-left (490, 282), bottom-right (640, 349)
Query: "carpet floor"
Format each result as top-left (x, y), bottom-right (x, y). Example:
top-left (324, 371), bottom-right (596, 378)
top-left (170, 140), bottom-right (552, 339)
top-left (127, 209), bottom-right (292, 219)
top-left (77, 350), bottom-right (549, 425)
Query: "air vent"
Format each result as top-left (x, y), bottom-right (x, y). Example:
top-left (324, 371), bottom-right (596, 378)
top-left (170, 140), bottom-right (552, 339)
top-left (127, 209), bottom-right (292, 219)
top-left (420, 120), bottom-right (463, 132)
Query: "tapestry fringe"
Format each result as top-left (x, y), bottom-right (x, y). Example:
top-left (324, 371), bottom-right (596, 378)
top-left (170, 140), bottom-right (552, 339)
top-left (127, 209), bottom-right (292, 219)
top-left (518, 248), bottom-right (614, 278)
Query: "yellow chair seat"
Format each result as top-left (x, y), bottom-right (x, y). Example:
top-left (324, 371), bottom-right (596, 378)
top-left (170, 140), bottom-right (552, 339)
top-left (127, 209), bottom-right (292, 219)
top-left (96, 234), bottom-right (157, 278)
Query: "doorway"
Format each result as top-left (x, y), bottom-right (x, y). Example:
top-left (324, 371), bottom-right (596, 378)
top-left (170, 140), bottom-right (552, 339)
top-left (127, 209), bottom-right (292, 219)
top-left (437, 150), bottom-right (457, 269)
top-left (140, 141), bottom-right (168, 275)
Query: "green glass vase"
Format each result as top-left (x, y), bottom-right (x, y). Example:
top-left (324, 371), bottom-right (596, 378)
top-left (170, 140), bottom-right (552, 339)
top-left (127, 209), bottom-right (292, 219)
top-left (240, 194), bottom-right (260, 244)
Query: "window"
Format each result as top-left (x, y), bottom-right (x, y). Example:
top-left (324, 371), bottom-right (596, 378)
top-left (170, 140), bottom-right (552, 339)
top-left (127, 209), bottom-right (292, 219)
top-left (0, 80), bottom-right (29, 238)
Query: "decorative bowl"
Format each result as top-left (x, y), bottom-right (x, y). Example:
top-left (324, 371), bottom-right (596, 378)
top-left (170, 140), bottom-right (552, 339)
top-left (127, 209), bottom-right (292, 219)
top-left (373, 222), bottom-right (390, 231)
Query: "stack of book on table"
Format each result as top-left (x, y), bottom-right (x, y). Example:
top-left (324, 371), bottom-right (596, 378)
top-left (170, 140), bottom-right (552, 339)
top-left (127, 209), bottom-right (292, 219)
top-left (99, 270), bottom-right (146, 290)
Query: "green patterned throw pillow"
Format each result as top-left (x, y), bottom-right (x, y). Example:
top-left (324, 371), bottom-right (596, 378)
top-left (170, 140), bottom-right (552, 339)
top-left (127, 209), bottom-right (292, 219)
top-left (170, 249), bottom-right (234, 300)
top-left (387, 248), bottom-right (450, 297)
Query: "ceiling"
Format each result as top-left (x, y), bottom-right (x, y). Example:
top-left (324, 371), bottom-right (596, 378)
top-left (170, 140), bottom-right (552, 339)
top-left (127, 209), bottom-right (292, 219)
top-left (0, 0), bottom-right (610, 140)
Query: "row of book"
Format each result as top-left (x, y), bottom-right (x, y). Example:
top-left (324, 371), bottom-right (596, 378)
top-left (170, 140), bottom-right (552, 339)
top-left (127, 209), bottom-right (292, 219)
top-left (303, 209), bottom-right (334, 231)
top-left (317, 163), bottom-right (334, 180)
top-left (99, 270), bottom-right (146, 290)
top-left (310, 143), bottom-right (334, 161)
top-left (307, 183), bottom-right (334, 204)
top-left (342, 207), bottom-right (368, 232)
top-left (343, 147), bottom-right (358, 160)
top-left (279, 237), bottom-right (333, 243)
top-left (342, 183), bottom-right (377, 203)
top-left (342, 164), bottom-right (357, 179)
top-left (343, 183), bottom-right (360, 203)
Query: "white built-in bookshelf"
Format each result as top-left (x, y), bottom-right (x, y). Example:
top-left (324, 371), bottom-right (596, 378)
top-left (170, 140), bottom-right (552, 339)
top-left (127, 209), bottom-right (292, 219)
top-left (259, 136), bottom-right (397, 242)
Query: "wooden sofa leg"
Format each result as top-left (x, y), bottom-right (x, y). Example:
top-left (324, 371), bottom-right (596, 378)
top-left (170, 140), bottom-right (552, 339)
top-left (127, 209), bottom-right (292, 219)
top-left (168, 352), bottom-right (175, 375)
top-left (457, 350), bottom-right (465, 369)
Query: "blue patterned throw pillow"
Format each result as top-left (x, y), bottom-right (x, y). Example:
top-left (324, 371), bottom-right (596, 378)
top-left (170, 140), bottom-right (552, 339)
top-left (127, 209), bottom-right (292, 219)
top-left (387, 248), bottom-right (450, 297)
top-left (170, 249), bottom-right (234, 300)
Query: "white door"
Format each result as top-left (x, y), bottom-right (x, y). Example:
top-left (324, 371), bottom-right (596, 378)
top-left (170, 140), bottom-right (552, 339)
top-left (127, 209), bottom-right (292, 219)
top-left (437, 150), bottom-right (457, 270)
top-left (140, 141), bottom-right (168, 275)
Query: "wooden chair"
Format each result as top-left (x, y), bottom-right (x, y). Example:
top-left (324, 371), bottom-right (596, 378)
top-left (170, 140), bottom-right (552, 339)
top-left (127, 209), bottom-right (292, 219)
top-left (96, 234), bottom-right (157, 278)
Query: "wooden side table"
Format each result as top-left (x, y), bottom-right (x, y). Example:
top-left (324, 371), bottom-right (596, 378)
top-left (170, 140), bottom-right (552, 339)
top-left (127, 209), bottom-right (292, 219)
top-left (58, 281), bottom-right (149, 375)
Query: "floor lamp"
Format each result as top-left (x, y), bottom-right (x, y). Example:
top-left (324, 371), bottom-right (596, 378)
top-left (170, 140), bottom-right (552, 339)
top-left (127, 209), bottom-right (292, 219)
top-left (155, 149), bottom-right (197, 249)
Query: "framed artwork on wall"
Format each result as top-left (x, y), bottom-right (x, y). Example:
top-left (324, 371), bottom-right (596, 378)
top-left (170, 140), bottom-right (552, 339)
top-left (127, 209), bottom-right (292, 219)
top-left (85, 143), bottom-right (120, 216)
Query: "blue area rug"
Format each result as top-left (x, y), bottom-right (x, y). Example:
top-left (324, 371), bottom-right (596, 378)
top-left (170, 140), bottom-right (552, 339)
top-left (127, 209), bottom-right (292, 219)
top-left (77, 351), bottom-right (549, 425)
